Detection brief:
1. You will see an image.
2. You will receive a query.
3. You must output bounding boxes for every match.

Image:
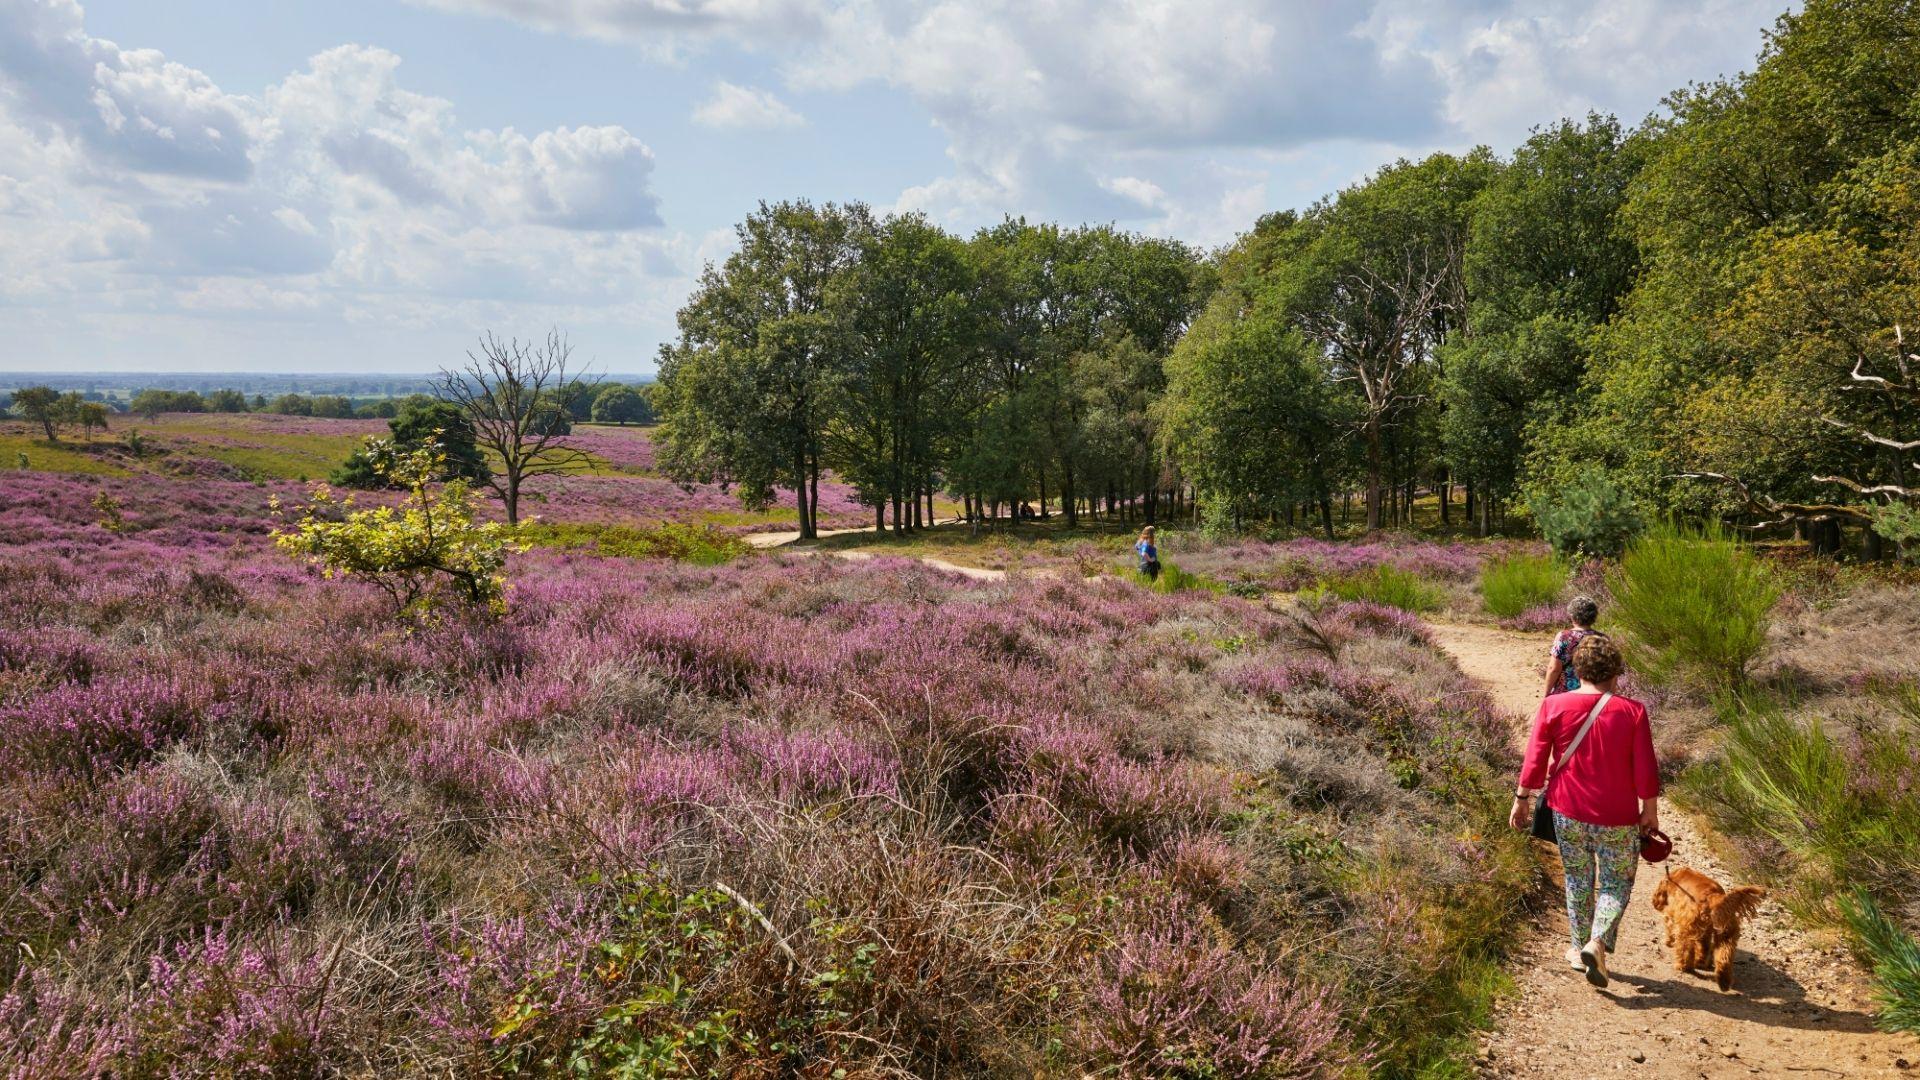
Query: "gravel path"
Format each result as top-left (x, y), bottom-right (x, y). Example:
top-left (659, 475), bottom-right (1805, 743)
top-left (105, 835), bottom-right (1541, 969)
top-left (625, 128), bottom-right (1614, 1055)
top-left (1428, 621), bottom-right (1917, 1079)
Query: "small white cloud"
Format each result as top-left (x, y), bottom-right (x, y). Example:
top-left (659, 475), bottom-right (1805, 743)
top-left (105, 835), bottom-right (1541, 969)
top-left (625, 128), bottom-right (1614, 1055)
top-left (691, 81), bottom-right (805, 130)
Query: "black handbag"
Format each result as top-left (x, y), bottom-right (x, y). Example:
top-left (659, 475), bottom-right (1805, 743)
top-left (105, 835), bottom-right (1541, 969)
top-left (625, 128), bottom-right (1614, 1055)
top-left (1530, 693), bottom-right (1610, 843)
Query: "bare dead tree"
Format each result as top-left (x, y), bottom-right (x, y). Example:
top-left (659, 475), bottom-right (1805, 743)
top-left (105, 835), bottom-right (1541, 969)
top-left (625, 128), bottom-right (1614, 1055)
top-left (1296, 246), bottom-right (1451, 530)
top-left (434, 330), bottom-right (597, 525)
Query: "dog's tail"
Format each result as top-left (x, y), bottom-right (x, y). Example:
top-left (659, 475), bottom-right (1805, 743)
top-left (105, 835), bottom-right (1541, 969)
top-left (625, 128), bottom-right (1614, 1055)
top-left (1710, 885), bottom-right (1767, 934)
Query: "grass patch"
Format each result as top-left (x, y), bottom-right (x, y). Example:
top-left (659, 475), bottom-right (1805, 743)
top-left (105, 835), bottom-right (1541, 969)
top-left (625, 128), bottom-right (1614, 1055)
top-left (1607, 522), bottom-right (1778, 690)
top-left (1479, 552), bottom-right (1564, 619)
top-left (1678, 691), bottom-right (1920, 1035)
top-left (1838, 890), bottom-right (1920, 1037)
top-left (1143, 560), bottom-right (1221, 593)
top-left (0, 434), bottom-right (130, 476)
top-left (521, 521), bottom-right (751, 564)
top-left (1325, 564), bottom-right (1446, 612)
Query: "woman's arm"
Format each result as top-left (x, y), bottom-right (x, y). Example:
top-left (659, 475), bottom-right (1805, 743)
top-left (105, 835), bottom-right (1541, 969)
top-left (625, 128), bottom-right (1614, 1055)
top-left (1634, 702), bottom-right (1661, 832)
top-left (1510, 700), bottom-right (1555, 829)
top-left (1542, 632), bottom-right (1566, 697)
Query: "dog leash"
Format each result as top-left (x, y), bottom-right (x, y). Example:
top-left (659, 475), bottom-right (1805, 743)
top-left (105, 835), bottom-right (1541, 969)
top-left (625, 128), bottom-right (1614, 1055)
top-left (1663, 859), bottom-right (1705, 904)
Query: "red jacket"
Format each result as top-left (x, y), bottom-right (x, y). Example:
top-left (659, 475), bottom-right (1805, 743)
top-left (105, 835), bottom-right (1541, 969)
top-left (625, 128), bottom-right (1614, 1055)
top-left (1518, 691), bottom-right (1659, 828)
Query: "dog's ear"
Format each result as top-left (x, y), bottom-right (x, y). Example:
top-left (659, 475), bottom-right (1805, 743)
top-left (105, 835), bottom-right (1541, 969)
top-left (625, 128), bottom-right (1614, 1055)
top-left (1650, 880), bottom-right (1670, 911)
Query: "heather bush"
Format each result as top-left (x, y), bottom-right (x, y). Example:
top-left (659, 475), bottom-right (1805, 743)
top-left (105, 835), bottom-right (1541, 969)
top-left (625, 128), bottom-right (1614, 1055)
top-left (1607, 521), bottom-right (1778, 689)
top-left (1479, 550), bottom-right (1564, 618)
top-left (0, 459), bottom-right (1534, 1075)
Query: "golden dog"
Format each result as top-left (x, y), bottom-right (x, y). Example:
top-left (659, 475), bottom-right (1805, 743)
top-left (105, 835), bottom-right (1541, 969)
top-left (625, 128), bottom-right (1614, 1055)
top-left (1650, 866), bottom-right (1767, 991)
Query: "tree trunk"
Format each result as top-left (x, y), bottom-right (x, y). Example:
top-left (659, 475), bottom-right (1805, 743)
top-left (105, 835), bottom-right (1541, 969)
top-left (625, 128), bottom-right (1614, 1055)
top-left (1319, 497), bottom-right (1334, 541)
top-left (791, 445), bottom-right (811, 539)
top-left (1363, 422), bottom-right (1384, 531)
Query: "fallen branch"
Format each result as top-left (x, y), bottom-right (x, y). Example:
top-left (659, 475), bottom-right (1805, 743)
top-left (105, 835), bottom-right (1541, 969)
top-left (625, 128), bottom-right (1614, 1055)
top-left (713, 879), bottom-right (800, 970)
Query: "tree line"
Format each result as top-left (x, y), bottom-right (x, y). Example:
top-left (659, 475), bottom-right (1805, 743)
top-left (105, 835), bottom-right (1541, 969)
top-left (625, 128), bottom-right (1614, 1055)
top-left (658, 0), bottom-right (1920, 555)
top-left (7, 382), bottom-right (656, 436)
top-left (656, 206), bottom-right (1211, 538)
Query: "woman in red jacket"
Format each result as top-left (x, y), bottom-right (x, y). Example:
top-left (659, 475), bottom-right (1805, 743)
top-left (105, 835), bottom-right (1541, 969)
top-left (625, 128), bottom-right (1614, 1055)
top-left (1508, 634), bottom-right (1660, 988)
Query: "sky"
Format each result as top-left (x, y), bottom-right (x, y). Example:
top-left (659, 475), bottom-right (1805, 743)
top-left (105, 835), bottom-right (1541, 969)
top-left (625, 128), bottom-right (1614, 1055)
top-left (0, 0), bottom-right (1794, 375)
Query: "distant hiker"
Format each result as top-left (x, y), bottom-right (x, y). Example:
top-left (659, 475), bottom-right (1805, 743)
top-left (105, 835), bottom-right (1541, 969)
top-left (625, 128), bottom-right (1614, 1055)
top-left (1135, 526), bottom-right (1160, 581)
top-left (1543, 595), bottom-right (1605, 697)
top-left (1511, 634), bottom-right (1660, 988)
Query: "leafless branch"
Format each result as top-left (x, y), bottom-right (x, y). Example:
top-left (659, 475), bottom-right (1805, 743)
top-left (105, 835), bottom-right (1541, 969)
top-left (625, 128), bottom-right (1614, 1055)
top-left (433, 329), bottom-right (599, 523)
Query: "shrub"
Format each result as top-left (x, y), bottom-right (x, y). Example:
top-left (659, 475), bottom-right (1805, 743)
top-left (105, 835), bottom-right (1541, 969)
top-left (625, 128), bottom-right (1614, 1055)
top-left (273, 442), bottom-right (524, 617)
top-left (1480, 551), bottom-right (1564, 618)
top-left (1324, 564), bottom-right (1445, 613)
top-left (1531, 467), bottom-right (1644, 559)
top-left (1838, 890), bottom-right (1920, 1037)
top-left (1606, 522), bottom-right (1777, 688)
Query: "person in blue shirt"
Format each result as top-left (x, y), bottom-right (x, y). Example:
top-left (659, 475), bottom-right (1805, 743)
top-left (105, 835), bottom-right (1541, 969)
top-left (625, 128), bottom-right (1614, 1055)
top-left (1135, 526), bottom-right (1160, 581)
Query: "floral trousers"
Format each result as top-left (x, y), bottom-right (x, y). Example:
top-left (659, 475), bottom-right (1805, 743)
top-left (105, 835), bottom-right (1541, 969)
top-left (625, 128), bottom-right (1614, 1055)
top-left (1553, 810), bottom-right (1640, 951)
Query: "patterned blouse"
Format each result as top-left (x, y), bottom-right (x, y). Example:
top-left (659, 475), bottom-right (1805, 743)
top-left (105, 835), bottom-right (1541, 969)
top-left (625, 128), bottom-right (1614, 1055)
top-left (1550, 627), bottom-right (1604, 692)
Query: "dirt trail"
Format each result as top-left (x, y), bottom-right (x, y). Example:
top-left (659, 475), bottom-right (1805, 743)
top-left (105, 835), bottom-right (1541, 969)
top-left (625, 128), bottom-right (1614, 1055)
top-left (746, 527), bottom-right (1009, 582)
top-left (1429, 621), bottom-right (1916, 1079)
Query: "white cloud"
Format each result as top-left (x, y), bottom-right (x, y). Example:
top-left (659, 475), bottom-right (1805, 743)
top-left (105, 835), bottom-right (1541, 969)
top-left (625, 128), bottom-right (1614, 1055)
top-left (0, 4), bottom-right (678, 366)
top-left (408, 0), bottom-right (1786, 239)
top-left (0, 0), bottom-right (253, 179)
top-left (692, 80), bottom-right (804, 129)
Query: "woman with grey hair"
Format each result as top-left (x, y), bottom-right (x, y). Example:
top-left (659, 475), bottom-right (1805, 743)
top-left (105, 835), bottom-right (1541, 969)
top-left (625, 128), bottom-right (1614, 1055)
top-left (1543, 595), bottom-right (1605, 697)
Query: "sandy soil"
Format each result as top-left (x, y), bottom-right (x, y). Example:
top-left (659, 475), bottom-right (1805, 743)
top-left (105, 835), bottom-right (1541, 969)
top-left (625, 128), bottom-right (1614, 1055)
top-left (746, 527), bottom-right (1011, 581)
top-left (1428, 621), bottom-right (1917, 1079)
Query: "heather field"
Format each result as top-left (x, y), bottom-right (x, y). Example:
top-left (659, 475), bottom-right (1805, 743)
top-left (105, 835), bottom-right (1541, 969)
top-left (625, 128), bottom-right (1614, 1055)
top-left (0, 451), bottom-right (1541, 1076)
top-left (0, 414), bottom-right (870, 535)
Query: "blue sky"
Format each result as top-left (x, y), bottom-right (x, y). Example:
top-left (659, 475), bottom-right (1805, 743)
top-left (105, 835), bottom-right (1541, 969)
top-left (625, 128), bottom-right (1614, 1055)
top-left (0, 0), bottom-right (1791, 374)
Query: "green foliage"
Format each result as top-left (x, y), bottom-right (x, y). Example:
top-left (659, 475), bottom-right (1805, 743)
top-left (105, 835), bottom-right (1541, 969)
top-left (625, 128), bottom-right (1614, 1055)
top-left (521, 521), bottom-right (750, 565)
top-left (590, 383), bottom-right (653, 425)
top-left (91, 490), bottom-right (126, 533)
top-left (273, 441), bottom-right (523, 618)
top-left (1143, 561), bottom-right (1221, 594)
top-left (490, 875), bottom-right (885, 1076)
top-left (1682, 695), bottom-right (1920, 1034)
top-left (1870, 501), bottom-right (1920, 550)
top-left (333, 402), bottom-right (488, 489)
top-left (205, 388), bottom-right (249, 413)
top-left (1606, 522), bottom-right (1778, 688)
top-left (1838, 890), bottom-right (1920, 1037)
top-left (1325, 565), bottom-right (1446, 612)
top-left (1479, 551), bottom-right (1565, 618)
top-left (12, 385), bottom-right (67, 440)
top-left (1530, 467), bottom-right (1644, 558)
top-left (129, 388), bottom-right (206, 420)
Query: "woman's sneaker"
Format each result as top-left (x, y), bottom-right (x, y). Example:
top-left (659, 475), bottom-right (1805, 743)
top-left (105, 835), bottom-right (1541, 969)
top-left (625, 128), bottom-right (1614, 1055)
top-left (1565, 947), bottom-right (1587, 971)
top-left (1580, 938), bottom-right (1609, 987)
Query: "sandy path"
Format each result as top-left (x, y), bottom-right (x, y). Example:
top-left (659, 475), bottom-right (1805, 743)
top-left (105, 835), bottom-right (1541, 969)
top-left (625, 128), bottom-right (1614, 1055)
top-left (746, 527), bottom-right (1010, 582)
top-left (1428, 621), bottom-right (1916, 1078)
